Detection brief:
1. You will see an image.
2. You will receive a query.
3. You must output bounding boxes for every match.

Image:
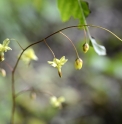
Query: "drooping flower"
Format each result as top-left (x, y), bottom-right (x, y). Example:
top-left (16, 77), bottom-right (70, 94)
top-left (50, 96), bottom-right (65, 108)
top-left (75, 58), bottom-right (83, 70)
top-left (0, 68), bottom-right (6, 77)
top-left (83, 42), bottom-right (89, 53)
top-left (0, 38), bottom-right (12, 61)
top-left (48, 56), bottom-right (68, 77)
top-left (21, 48), bottom-right (38, 64)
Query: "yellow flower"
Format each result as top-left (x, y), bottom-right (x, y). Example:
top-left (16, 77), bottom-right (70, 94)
top-left (50, 96), bottom-right (65, 108)
top-left (75, 58), bottom-right (83, 70)
top-left (0, 38), bottom-right (12, 61)
top-left (48, 56), bottom-right (68, 77)
top-left (21, 48), bottom-right (38, 64)
top-left (83, 43), bottom-right (89, 53)
top-left (0, 38), bottom-right (12, 52)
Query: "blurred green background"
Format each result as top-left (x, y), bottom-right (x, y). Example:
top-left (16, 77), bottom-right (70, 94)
top-left (1, 0), bottom-right (122, 124)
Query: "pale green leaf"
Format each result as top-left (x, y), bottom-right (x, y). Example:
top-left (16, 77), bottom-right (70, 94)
top-left (89, 37), bottom-right (106, 55)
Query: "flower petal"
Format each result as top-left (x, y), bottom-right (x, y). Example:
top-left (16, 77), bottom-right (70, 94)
top-left (60, 56), bottom-right (65, 62)
top-left (48, 61), bottom-right (57, 67)
top-left (4, 46), bottom-right (12, 52)
top-left (3, 38), bottom-right (10, 46)
top-left (54, 58), bottom-right (60, 64)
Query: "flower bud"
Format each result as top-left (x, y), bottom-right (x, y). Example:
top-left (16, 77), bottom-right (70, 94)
top-left (83, 43), bottom-right (89, 53)
top-left (75, 58), bottom-right (83, 70)
top-left (0, 68), bottom-right (6, 77)
top-left (0, 52), bottom-right (5, 61)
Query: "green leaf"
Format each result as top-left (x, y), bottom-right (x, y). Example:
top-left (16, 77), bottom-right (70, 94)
top-left (57, 0), bottom-right (90, 24)
top-left (89, 37), bottom-right (106, 55)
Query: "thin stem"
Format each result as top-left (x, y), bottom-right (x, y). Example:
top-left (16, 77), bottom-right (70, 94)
top-left (15, 88), bottom-right (31, 98)
top-left (10, 39), bottom-right (24, 50)
top-left (11, 72), bottom-right (16, 124)
top-left (11, 24), bottom-right (122, 124)
top-left (11, 49), bottom-right (24, 124)
top-left (89, 25), bottom-right (122, 42)
top-left (44, 39), bottom-right (55, 58)
top-left (4, 61), bottom-right (13, 71)
top-left (77, 0), bottom-right (93, 42)
top-left (15, 88), bottom-right (54, 98)
top-left (83, 26), bottom-right (87, 43)
top-left (18, 25), bottom-right (122, 52)
top-left (78, 0), bottom-right (87, 25)
top-left (59, 31), bottom-right (80, 58)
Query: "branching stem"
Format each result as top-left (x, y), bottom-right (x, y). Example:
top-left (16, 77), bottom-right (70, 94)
top-left (11, 24), bottom-right (122, 124)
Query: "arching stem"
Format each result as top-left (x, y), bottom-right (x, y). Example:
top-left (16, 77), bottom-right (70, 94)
top-left (11, 24), bottom-right (122, 124)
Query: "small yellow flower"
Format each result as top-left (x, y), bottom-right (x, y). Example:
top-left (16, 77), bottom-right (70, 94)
top-left (0, 38), bottom-right (12, 61)
top-left (75, 58), bottom-right (83, 70)
top-left (48, 56), bottom-right (68, 77)
top-left (21, 48), bottom-right (38, 64)
top-left (0, 38), bottom-right (12, 52)
top-left (83, 43), bottom-right (89, 53)
top-left (50, 96), bottom-right (65, 108)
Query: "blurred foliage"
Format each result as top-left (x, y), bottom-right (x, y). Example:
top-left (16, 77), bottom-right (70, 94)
top-left (0, 0), bottom-right (122, 124)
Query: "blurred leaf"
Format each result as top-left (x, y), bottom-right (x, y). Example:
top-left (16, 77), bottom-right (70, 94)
top-left (57, 0), bottom-right (90, 24)
top-left (89, 37), bottom-right (106, 55)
